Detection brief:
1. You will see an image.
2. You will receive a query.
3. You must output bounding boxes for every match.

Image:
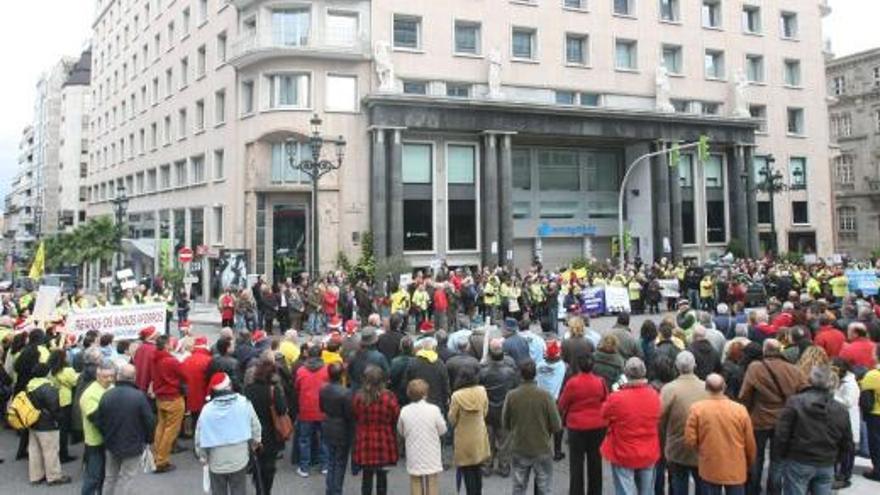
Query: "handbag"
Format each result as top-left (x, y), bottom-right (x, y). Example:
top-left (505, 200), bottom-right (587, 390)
top-left (269, 385), bottom-right (292, 442)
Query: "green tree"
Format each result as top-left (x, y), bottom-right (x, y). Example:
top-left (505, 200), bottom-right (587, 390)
top-left (42, 216), bottom-right (121, 270)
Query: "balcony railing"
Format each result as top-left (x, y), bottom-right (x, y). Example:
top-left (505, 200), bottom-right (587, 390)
top-left (229, 29), bottom-right (369, 66)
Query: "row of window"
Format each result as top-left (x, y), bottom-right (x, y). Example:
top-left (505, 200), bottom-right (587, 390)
top-left (830, 67), bottom-right (880, 96)
top-left (91, 88), bottom-right (226, 172)
top-left (95, 0), bottom-right (213, 75)
top-left (830, 109), bottom-right (880, 139)
top-left (90, 148), bottom-right (225, 203)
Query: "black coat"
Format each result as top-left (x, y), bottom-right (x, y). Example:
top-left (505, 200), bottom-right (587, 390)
top-left (689, 340), bottom-right (721, 380)
top-left (319, 382), bottom-right (353, 448)
top-left (406, 356), bottom-right (450, 413)
top-left (377, 331), bottom-right (404, 364)
top-left (94, 382), bottom-right (156, 458)
top-left (244, 379), bottom-right (288, 454)
top-left (479, 358), bottom-right (520, 421)
top-left (348, 348), bottom-right (389, 391)
top-left (28, 379), bottom-right (61, 431)
top-left (446, 353), bottom-right (480, 391)
top-left (773, 387), bottom-right (853, 466)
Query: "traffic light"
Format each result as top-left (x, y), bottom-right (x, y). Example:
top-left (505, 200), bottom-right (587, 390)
top-left (698, 135), bottom-right (711, 163)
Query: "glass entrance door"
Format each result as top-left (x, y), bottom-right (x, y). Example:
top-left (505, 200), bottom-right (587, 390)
top-left (272, 204), bottom-right (307, 284)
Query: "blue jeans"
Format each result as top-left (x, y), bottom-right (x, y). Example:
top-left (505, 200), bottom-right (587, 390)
top-left (702, 482), bottom-right (745, 495)
top-left (511, 453), bottom-right (553, 495)
top-left (668, 462), bottom-right (704, 495)
top-left (307, 312), bottom-right (326, 334)
top-left (612, 464), bottom-right (656, 495)
top-left (297, 420), bottom-right (328, 472)
top-left (781, 460), bottom-right (833, 495)
top-left (81, 445), bottom-right (106, 495)
top-left (325, 442), bottom-right (349, 495)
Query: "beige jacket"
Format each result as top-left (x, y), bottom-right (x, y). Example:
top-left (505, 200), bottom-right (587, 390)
top-left (448, 385), bottom-right (491, 467)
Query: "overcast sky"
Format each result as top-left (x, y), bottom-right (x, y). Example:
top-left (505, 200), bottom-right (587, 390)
top-left (0, 0), bottom-right (879, 203)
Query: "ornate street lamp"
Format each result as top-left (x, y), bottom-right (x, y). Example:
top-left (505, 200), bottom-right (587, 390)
top-left (286, 114), bottom-right (345, 277)
top-left (110, 185), bottom-right (129, 269)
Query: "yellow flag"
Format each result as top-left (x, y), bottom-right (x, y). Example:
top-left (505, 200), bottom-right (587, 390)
top-left (28, 242), bottom-right (45, 280)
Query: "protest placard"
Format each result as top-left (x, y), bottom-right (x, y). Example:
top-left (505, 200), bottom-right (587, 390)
top-left (32, 285), bottom-right (61, 323)
top-left (846, 269), bottom-right (879, 296)
top-left (657, 279), bottom-right (680, 299)
top-left (581, 287), bottom-right (606, 316)
top-left (604, 286), bottom-right (631, 313)
top-left (66, 303), bottom-right (167, 340)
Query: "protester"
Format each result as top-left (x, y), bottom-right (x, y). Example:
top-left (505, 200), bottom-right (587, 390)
top-left (502, 359), bottom-right (562, 495)
top-left (685, 374), bottom-right (756, 494)
top-left (832, 357), bottom-right (860, 488)
top-left (94, 363), bottom-right (155, 495)
top-left (244, 357), bottom-right (288, 494)
top-left (47, 349), bottom-right (78, 463)
top-left (181, 335), bottom-right (212, 435)
top-left (150, 335), bottom-right (186, 473)
top-left (80, 360), bottom-right (115, 494)
top-left (860, 344), bottom-right (880, 481)
top-left (448, 367), bottom-right (490, 495)
top-left (132, 326), bottom-right (158, 391)
top-left (479, 337), bottom-right (519, 478)
top-left (398, 379), bottom-right (447, 495)
top-left (294, 343), bottom-right (329, 478)
top-left (601, 357), bottom-right (661, 495)
top-left (26, 363), bottom-right (71, 485)
top-left (195, 372), bottom-right (261, 495)
top-left (739, 338), bottom-right (808, 495)
top-left (319, 362), bottom-right (353, 495)
top-left (660, 351), bottom-right (708, 495)
top-left (352, 365), bottom-right (400, 495)
top-left (406, 337), bottom-right (450, 415)
top-left (558, 353), bottom-right (608, 495)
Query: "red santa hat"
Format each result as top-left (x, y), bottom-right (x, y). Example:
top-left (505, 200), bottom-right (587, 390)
top-left (544, 339), bottom-right (562, 361)
top-left (419, 320), bottom-right (435, 334)
top-left (252, 330), bottom-right (267, 343)
top-left (193, 335), bottom-right (209, 349)
top-left (208, 372), bottom-right (231, 393)
top-left (327, 315), bottom-right (343, 330)
top-left (139, 326), bottom-right (158, 340)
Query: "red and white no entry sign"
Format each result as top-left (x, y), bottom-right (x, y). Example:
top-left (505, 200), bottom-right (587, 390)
top-left (178, 247), bottom-right (194, 263)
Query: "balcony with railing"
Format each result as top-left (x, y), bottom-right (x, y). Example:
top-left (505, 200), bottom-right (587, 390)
top-left (229, 24), bottom-right (370, 68)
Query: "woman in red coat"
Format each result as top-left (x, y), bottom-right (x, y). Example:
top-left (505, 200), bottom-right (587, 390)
top-left (600, 357), bottom-right (661, 495)
top-left (180, 336), bottom-right (212, 435)
top-left (352, 365), bottom-right (400, 495)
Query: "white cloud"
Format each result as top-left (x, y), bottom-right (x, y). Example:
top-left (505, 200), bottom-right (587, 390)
top-left (0, 1), bottom-right (92, 202)
top-left (824, 0), bottom-right (880, 57)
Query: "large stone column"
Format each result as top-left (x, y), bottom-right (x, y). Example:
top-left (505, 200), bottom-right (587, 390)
top-left (482, 133), bottom-right (500, 267)
top-left (651, 141), bottom-right (672, 261)
top-left (744, 145), bottom-right (760, 257)
top-left (389, 129), bottom-right (404, 258)
top-left (498, 134), bottom-right (514, 266)
top-left (370, 128), bottom-right (388, 260)
top-left (668, 144), bottom-right (684, 261)
top-left (729, 145), bottom-right (750, 256)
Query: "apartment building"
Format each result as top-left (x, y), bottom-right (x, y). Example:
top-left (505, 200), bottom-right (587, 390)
top-left (826, 47), bottom-right (880, 259)
top-left (4, 50), bottom-right (91, 258)
top-left (87, 0), bottom-right (834, 297)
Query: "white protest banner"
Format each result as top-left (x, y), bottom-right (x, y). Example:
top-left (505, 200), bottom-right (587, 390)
top-left (658, 279), bottom-right (680, 299)
top-left (604, 286), bottom-right (631, 313)
top-left (66, 303), bottom-right (167, 340)
top-left (33, 285), bottom-right (61, 323)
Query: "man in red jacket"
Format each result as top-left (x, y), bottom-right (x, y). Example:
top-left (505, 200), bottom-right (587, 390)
top-left (839, 323), bottom-right (878, 370)
top-left (150, 335), bottom-right (186, 473)
top-left (813, 315), bottom-right (846, 358)
top-left (295, 343), bottom-right (330, 478)
top-left (181, 335), bottom-right (212, 428)
top-left (132, 326), bottom-right (159, 391)
top-left (601, 357), bottom-right (661, 495)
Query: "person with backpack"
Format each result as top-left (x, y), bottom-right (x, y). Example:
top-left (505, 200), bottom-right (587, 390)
top-left (24, 363), bottom-right (72, 485)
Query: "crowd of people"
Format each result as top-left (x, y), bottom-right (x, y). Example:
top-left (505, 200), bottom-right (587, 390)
top-left (0, 256), bottom-right (879, 495)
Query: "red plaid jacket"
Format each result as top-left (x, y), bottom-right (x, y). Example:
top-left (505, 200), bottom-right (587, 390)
top-left (352, 390), bottom-right (400, 467)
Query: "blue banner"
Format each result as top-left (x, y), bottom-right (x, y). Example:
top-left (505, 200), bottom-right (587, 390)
top-left (581, 288), bottom-right (606, 316)
top-left (846, 270), bottom-right (879, 296)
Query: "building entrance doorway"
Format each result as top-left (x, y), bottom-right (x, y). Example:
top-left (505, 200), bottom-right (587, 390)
top-left (273, 204), bottom-right (307, 284)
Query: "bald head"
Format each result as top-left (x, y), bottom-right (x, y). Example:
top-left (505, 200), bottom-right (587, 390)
top-left (763, 338), bottom-right (782, 356)
top-left (117, 363), bottom-right (137, 383)
top-left (705, 373), bottom-right (726, 394)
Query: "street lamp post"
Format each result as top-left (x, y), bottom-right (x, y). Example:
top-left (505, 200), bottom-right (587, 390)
top-left (761, 155), bottom-right (785, 254)
top-left (286, 114), bottom-right (346, 278)
top-left (110, 185), bottom-right (129, 270)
